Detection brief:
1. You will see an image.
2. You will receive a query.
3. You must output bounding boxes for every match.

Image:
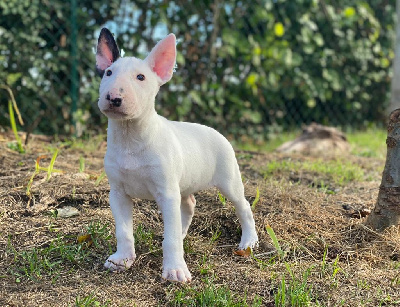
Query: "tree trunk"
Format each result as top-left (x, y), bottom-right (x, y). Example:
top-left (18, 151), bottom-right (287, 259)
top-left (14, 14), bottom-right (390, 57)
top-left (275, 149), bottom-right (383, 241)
top-left (388, 0), bottom-right (400, 112)
top-left (366, 109), bottom-right (400, 230)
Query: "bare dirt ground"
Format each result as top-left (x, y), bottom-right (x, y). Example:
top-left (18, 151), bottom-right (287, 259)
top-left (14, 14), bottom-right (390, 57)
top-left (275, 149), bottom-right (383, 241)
top-left (0, 131), bottom-right (399, 306)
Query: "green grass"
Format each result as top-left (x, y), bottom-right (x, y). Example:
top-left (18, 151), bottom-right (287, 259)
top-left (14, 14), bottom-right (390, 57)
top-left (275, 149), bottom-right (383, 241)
top-left (263, 158), bottom-right (364, 186)
top-left (197, 254), bottom-right (214, 276)
top-left (346, 128), bottom-right (387, 158)
top-left (235, 127), bottom-right (387, 158)
top-left (53, 134), bottom-right (106, 153)
top-left (210, 228), bottom-right (222, 244)
top-left (74, 292), bottom-right (110, 307)
top-left (8, 221), bottom-right (112, 282)
top-left (172, 278), bottom-right (262, 307)
top-left (274, 264), bottom-right (315, 307)
top-left (134, 224), bottom-right (157, 252)
top-left (9, 235), bottom-right (88, 282)
top-left (235, 131), bottom-right (298, 152)
top-left (262, 229), bottom-right (343, 306)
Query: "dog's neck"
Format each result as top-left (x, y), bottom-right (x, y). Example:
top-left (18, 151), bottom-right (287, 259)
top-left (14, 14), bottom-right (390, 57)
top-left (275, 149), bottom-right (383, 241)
top-left (107, 108), bottom-right (159, 151)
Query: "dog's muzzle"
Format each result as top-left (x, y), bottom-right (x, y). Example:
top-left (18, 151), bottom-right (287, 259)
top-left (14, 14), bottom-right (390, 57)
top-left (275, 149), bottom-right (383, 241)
top-left (106, 93), bottom-right (122, 107)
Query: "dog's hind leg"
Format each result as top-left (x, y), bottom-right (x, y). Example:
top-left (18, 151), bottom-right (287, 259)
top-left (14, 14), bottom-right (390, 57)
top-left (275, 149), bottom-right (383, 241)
top-left (181, 194), bottom-right (196, 238)
top-left (216, 169), bottom-right (258, 250)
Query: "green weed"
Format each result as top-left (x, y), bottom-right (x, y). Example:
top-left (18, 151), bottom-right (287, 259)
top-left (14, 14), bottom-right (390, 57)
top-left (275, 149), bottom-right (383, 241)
top-left (218, 191), bottom-right (226, 206)
top-left (392, 273), bottom-right (400, 286)
top-left (1, 84), bottom-right (25, 153)
top-left (79, 156), bottom-right (85, 173)
top-left (266, 225), bottom-right (285, 260)
top-left (183, 238), bottom-right (195, 255)
top-left (210, 228), bottom-right (222, 244)
top-left (357, 279), bottom-right (371, 290)
top-left (197, 254), bottom-right (213, 275)
top-left (331, 255), bottom-right (340, 281)
top-left (274, 264), bottom-right (315, 307)
top-left (134, 224), bottom-right (156, 252)
top-left (7, 100), bottom-right (24, 153)
top-left (74, 292), bottom-right (110, 307)
top-left (172, 278), bottom-right (262, 306)
top-left (47, 149), bottom-right (59, 181)
top-left (320, 246), bottom-right (341, 287)
top-left (251, 252), bottom-right (276, 270)
top-left (321, 246), bottom-right (328, 276)
top-left (375, 287), bottom-right (399, 306)
top-left (26, 156), bottom-right (41, 196)
top-left (95, 171), bottom-right (106, 186)
top-left (26, 153), bottom-right (63, 196)
top-left (86, 221), bottom-right (112, 248)
top-left (251, 187), bottom-right (260, 210)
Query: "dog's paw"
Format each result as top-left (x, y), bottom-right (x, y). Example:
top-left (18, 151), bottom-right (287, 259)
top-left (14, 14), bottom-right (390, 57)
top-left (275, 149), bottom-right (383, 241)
top-left (162, 263), bottom-right (192, 283)
top-left (239, 232), bottom-right (259, 250)
top-left (104, 252), bottom-right (136, 272)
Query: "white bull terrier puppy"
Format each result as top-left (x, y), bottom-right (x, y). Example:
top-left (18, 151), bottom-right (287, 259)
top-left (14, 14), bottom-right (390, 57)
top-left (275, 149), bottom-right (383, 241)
top-left (95, 28), bottom-right (258, 282)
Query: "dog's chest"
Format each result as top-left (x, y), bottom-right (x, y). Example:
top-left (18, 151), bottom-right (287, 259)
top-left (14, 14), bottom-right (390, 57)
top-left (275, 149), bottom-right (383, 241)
top-left (104, 150), bottom-right (155, 200)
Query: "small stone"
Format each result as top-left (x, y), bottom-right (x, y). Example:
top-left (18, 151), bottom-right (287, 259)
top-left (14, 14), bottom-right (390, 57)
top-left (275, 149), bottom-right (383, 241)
top-left (342, 204), bottom-right (351, 210)
top-left (57, 206), bottom-right (80, 218)
top-left (390, 254), bottom-right (399, 261)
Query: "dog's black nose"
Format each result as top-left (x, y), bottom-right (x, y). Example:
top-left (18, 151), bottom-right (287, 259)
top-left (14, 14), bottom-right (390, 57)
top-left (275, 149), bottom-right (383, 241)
top-left (110, 97), bottom-right (122, 107)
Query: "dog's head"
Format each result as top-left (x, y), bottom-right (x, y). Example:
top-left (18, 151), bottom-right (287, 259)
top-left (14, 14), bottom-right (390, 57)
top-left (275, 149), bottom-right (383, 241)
top-left (96, 28), bottom-right (176, 120)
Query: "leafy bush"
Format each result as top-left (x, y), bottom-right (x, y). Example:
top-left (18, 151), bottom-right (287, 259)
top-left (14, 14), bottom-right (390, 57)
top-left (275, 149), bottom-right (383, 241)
top-left (0, 0), bottom-right (395, 139)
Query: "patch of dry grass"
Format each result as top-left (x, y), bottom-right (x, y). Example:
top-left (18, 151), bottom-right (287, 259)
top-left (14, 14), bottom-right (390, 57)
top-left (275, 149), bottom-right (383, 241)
top-left (0, 131), bottom-right (399, 306)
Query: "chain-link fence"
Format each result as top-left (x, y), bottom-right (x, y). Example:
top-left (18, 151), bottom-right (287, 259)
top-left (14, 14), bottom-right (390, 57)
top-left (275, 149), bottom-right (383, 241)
top-left (0, 0), bottom-right (396, 141)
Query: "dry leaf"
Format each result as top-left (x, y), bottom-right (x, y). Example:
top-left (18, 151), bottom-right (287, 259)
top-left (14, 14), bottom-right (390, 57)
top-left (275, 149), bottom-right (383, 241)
top-left (77, 234), bottom-right (93, 247)
top-left (350, 208), bottom-right (371, 219)
top-left (234, 246), bottom-right (252, 258)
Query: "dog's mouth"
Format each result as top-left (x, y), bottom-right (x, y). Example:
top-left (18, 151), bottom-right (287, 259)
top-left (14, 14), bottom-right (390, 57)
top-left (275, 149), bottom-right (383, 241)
top-left (101, 108), bottom-right (129, 118)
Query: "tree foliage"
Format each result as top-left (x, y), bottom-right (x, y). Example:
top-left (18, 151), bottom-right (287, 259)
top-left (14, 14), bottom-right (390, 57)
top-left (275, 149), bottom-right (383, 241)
top-left (0, 0), bottom-right (396, 139)
top-left (0, 0), bottom-right (121, 134)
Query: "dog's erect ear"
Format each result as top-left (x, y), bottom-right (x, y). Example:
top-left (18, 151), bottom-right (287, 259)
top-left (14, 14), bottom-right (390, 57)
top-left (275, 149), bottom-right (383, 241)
top-left (96, 28), bottom-right (120, 77)
top-left (145, 34), bottom-right (176, 85)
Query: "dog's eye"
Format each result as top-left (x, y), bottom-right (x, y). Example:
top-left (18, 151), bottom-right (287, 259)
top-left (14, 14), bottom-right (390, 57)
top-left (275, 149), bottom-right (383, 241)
top-left (106, 70), bottom-right (112, 76)
top-left (137, 74), bottom-right (145, 81)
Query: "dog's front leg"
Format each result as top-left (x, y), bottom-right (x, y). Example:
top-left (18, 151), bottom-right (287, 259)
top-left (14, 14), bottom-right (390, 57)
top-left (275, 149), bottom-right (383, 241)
top-left (104, 188), bottom-right (136, 271)
top-left (157, 192), bottom-right (192, 282)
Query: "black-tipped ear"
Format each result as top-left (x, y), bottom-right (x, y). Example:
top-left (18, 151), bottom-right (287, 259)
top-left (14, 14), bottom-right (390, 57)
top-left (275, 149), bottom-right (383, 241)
top-left (96, 28), bottom-right (120, 77)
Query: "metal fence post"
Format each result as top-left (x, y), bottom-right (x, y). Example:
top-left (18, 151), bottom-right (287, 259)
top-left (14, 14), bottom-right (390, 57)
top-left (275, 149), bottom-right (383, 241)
top-left (70, 0), bottom-right (78, 134)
